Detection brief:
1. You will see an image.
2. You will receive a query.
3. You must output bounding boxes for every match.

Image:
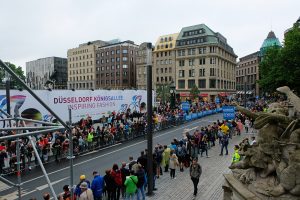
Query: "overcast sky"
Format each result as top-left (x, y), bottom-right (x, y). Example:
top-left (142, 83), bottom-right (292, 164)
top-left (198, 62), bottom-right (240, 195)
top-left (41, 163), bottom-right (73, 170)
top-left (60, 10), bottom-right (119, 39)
top-left (1, 0), bottom-right (299, 72)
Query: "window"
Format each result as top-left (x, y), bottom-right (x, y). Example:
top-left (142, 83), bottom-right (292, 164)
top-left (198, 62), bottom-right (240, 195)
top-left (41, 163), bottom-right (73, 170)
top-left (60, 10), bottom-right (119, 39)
top-left (122, 57), bottom-right (128, 61)
top-left (188, 80), bottom-right (195, 88)
top-left (165, 68), bottom-right (167, 73)
top-left (199, 58), bottom-right (205, 65)
top-left (111, 58), bottom-right (115, 62)
top-left (198, 79), bottom-right (206, 88)
top-left (210, 68), bottom-right (216, 76)
top-left (170, 43), bottom-right (173, 48)
top-left (189, 59), bottom-right (194, 66)
top-left (111, 65), bottom-right (115, 70)
top-left (209, 79), bottom-right (216, 88)
top-left (209, 46), bottom-right (216, 53)
top-left (178, 80), bottom-right (185, 89)
top-left (169, 59), bottom-right (172, 64)
top-left (160, 60), bottom-right (164, 65)
top-left (210, 57), bottom-right (216, 64)
top-left (199, 47), bottom-right (206, 54)
top-left (179, 60), bottom-right (185, 67)
top-left (96, 53), bottom-right (100, 58)
top-left (179, 70), bottom-right (185, 77)
top-left (123, 71), bottom-right (128, 76)
top-left (111, 50), bottom-right (115, 55)
top-left (106, 66), bottom-right (109, 70)
top-left (122, 64), bottom-right (128, 68)
top-left (169, 67), bottom-right (172, 73)
top-left (157, 77), bottom-right (159, 82)
top-left (199, 69), bottom-right (205, 77)
top-left (106, 80), bottom-right (109, 84)
top-left (189, 69), bottom-right (195, 77)
top-left (116, 50), bottom-right (120, 54)
top-left (122, 49), bottom-right (128, 54)
top-left (116, 57), bottom-right (120, 62)
top-left (106, 59), bottom-right (109, 63)
top-left (101, 59), bottom-right (104, 64)
top-left (169, 76), bottom-right (172, 81)
top-left (106, 73), bottom-right (109, 77)
top-left (177, 50), bottom-right (185, 56)
top-left (188, 48), bottom-right (196, 55)
top-left (117, 65), bottom-right (120, 69)
top-left (101, 67), bottom-right (104, 71)
top-left (160, 68), bottom-right (163, 73)
top-left (111, 72), bottom-right (114, 77)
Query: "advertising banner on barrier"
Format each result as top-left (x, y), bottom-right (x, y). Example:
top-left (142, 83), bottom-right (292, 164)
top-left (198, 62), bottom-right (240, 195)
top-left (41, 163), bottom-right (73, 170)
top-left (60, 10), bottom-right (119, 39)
top-left (0, 90), bottom-right (149, 123)
top-left (222, 106), bottom-right (235, 120)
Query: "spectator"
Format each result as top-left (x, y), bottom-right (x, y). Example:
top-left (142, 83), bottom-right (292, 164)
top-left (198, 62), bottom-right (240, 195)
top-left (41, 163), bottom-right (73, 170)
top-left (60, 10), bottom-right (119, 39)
top-left (91, 171), bottom-right (104, 200)
top-left (75, 175), bottom-right (90, 198)
top-left (104, 169), bottom-right (116, 200)
top-left (110, 164), bottom-right (122, 200)
top-left (169, 153), bottom-right (179, 179)
top-left (135, 164), bottom-right (146, 200)
top-left (128, 156), bottom-right (136, 171)
top-left (232, 145), bottom-right (241, 163)
top-left (43, 192), bottom-right (50, 200)
top-left (219, 132), bottom-right (229, 156)
top-left (120, 162), bottom-right (130, 198)
top-left (162, 145), bottom-right (171, 172)
top-left (59, 185), bottom-right (71, 200)
top-left (0, 148), bottom-right (8, 175)
top-left (190, 158), bottom-right (202, 197)
top-left (244, 118), bottom-right (251, 133)
top-left (250, 136), bottom-right (257, 146)
top-left (124, 170), bottom-right (138, 200)
top-left (79, 182), bottom-right (94, 200)
top-left (175, 141), bottom-right (186, 172)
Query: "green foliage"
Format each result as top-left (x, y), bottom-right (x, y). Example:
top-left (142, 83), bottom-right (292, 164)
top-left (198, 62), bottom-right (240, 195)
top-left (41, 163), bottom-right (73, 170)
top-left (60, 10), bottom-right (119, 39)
top-left (259, 25), bottom-right (300, 94)
top-left (0, 62), bottom-right (25, 88)
top-left (190, 85), bottom-right (200, 100)
top-left (156, 84), bottom-right (170, 103)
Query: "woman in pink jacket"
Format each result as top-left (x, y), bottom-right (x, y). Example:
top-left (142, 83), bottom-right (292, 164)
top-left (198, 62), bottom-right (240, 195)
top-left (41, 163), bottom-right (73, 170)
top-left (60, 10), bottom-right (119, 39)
top-left (237, 120), bottom-right (244, 136)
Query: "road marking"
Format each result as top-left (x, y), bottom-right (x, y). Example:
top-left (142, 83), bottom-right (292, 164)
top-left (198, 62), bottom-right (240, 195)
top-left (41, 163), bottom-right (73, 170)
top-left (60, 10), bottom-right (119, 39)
top-left (10, 114), bottom-right (222, 193)
top-left (36, 177), bottom-right (68, 191)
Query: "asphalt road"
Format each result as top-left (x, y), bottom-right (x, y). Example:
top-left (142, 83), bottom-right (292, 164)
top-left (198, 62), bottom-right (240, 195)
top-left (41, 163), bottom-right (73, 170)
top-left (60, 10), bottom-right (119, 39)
top-left (0, 113), bottom-right (222, 200)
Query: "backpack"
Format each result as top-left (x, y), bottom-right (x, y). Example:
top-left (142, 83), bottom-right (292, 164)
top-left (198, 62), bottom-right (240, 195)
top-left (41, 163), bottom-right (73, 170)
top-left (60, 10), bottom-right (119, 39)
top-left (113, 170), bottom-right (123, 186)
top-left (176, 146), bottom-right (186, 157)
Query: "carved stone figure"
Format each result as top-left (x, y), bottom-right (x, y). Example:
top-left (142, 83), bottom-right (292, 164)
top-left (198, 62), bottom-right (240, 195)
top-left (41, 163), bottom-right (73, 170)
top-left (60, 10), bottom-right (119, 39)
top-left (229, 86), bottom-right (300, 198)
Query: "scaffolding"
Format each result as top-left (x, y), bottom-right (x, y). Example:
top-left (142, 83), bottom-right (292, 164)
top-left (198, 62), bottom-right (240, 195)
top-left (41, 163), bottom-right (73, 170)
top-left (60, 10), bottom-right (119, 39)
top-left (0, 59), bottom-right (75, 200)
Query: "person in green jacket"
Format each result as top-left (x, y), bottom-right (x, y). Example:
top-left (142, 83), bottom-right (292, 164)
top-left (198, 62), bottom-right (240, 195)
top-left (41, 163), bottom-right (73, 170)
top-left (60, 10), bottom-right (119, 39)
top-left (232, 145), bottom-right (241, 163)
top-left (162, 145), bottom-right (171, 172)
top-left (87, 131), bottom-right (94, 151)
top-left (124, 170), bottom-right (138, 200)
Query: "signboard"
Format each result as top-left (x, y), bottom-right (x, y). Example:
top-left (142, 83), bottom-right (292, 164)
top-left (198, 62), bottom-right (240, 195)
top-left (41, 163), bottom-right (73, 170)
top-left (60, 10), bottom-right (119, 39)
top-left (0, 90), bottom-right (150, 123)
top-left (222, 106), bottom-right (235, 120)
top-left (181, 101), bottom-right (190, 111)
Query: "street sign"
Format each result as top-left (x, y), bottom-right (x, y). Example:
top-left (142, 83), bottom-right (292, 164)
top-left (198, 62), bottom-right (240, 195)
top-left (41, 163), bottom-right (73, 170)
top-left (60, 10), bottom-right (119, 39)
top-left (222, 106), bottom-right (235, 120)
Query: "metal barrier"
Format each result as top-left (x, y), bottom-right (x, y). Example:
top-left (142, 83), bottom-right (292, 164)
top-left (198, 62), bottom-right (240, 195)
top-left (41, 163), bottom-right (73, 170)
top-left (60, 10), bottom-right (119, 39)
top-left (1, 109), bottom-right (223, 175)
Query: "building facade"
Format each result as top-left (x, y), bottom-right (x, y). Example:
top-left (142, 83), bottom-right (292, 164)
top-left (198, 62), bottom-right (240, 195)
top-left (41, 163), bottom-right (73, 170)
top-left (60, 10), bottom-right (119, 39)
top-left (136, 42), bottom-right (153, 90)
top-left (95, 41), bottom-right (138, 89)
top-left (153, 33), bottom-right (179, 90)
top-left (236, 51), bottom-right (260, 97)
top-left (67, 40), bottom-right (109, 90)
top-left (175, 24), bottom-right (237, 101)
top-left (26, 57), bottom-right (67, 89)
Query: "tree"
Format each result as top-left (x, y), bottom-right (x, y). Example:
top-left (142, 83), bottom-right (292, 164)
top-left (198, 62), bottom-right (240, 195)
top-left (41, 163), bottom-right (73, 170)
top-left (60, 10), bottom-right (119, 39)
top-left (190, 85), bottom-right (200, 100)
top-left (0, 62), bottom-right (26, 89)
top-left (156, 84), bottom-right (170, 103)
top-left (259, 24), bottom-right (300, 94)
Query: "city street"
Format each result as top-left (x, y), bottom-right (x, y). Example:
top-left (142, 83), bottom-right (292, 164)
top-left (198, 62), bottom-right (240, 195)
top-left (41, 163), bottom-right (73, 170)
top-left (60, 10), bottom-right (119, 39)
top-left (0, 114), bottom-right (227, 200)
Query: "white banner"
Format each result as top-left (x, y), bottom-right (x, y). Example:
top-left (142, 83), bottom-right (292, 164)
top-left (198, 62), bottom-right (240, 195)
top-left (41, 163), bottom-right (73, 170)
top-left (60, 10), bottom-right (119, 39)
top-left (0, 90), bottom-right (152, 123)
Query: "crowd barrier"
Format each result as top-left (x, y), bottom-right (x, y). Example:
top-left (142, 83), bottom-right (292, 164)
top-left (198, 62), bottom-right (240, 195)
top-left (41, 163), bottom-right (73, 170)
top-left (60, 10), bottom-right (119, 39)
top-left (1, 108), bottom-right (223, 174)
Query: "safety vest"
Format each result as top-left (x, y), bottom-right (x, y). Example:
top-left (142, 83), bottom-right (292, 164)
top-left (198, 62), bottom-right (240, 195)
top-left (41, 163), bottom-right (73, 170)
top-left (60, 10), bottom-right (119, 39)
top-left (232, 149), bottom-right (241, 163)
top-left (87, 132), bottom-right (94, 142)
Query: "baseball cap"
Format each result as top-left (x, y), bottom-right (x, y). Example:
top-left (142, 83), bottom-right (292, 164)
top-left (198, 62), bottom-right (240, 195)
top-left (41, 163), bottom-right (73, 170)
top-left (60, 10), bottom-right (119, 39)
top-left (80, 175), bottom-right (86, 180)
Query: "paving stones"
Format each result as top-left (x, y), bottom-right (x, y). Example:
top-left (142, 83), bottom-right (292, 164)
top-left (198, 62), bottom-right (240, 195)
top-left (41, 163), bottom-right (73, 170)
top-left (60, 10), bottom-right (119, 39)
top-left (148, 134), bottom-right (247, 200)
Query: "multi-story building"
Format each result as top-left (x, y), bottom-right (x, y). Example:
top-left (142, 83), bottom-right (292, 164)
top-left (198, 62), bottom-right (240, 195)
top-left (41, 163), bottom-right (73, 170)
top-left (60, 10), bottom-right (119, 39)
top-left (153, 33), bottom-right (179, 89)
top-left (95, 40), bottom-right (138, 89)
top-left (136, 42), bottom-right (153, 90)
top-left (259, 31), bottom-right (281, 58)
top-left (26, 57), bottom-right (67, 89)
top-left (67, 40), bottom-right (109, 90)
top-left (236, 51), bottom-right (260, 97)
top-left (175, 24), bottom-right (237, 101)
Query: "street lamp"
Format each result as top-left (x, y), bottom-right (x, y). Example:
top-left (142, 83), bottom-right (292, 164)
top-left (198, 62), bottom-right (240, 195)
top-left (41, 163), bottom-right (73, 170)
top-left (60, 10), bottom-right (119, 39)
top-left (170, 81), bottom-right (176, 109)
top-left (244, 75), bottom-right (248, 108)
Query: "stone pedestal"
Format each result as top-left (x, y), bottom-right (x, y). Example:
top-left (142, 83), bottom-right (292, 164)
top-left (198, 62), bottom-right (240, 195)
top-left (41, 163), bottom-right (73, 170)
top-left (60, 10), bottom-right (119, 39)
top-left (223, 174), bottom-right (261, 200)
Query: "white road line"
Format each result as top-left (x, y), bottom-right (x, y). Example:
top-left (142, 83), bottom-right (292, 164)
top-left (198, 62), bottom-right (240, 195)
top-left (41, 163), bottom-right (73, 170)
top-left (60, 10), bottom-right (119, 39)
top-left (14, 116), bottom-right (222, 188)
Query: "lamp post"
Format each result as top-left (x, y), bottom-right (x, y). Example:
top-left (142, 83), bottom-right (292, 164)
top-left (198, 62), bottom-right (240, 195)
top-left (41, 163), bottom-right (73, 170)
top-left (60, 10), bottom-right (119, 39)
top-left (169, 81), bottom-right (176, 109)
top-left (244, 75), bottom-right (247, 108)
top-left (145, 42), bottom-right (154, 196)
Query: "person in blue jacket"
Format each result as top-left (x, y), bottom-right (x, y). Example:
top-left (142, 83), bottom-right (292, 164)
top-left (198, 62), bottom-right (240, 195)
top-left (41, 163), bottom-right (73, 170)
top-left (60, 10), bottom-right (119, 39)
top-left (91, 171), bottom-right (104, 200)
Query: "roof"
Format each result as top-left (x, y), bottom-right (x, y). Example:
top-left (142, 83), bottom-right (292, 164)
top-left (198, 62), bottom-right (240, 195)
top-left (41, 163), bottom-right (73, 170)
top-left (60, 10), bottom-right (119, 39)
top-left (260, 31), bottom-right (281, 49)
top-left (153, 33), bottom-right (179, 52)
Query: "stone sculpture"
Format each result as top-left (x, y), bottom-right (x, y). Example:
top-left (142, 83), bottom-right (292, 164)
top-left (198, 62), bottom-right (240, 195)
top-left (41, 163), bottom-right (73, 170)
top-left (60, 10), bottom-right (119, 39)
top-left (229, 86), bottom-right (300, 199)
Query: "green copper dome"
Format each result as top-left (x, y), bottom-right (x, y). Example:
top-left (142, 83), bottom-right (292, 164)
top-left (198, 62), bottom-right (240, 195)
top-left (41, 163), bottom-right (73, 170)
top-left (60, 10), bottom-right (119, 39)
top-left (260, 31), bottom-right (281, 57)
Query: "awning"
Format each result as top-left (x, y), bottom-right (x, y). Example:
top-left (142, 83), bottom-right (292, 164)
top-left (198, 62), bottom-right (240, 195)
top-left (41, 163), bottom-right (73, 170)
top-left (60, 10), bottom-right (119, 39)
top-left (199, 93), bottom-right (208, 97)
top-left (180, 92), bottom-right (190, 97)
top-left (219, 92), bottom-right (228, 97)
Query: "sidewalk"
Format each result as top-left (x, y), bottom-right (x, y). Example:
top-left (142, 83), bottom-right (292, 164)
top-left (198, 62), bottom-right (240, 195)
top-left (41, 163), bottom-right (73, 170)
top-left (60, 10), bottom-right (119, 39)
top-left (148, 132), bottom-right (251, 200)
